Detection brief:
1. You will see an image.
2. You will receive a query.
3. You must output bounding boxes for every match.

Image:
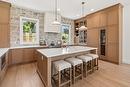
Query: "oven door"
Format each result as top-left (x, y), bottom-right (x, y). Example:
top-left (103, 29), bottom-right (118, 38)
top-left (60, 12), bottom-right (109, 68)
top-left (1, 54), bottom-right (6, 70)
top-left (0, 58), bottom-right (1, 71)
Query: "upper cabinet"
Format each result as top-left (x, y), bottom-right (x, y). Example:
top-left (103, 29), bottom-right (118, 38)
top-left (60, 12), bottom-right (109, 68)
top-left (107, 6), bottom-right (118, 25)
top-left (44, 12), bottom-right (61, 33)
top-left (87, 13), bottom-right (100, 29)
top-left (0, 2), bottom-right (10, 24)
top-left (99, 10), bottom-right (107, 27)
top-left (0, 1), bottom-right (11, 48)
top-left (86, 5), bottom-right (118, 28)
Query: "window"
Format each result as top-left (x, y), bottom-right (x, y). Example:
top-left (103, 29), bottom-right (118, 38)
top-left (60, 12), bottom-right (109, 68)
top-left (20, 17), bottom-right (39, 45)
top-left (61, 24), bottom-right (71, 45)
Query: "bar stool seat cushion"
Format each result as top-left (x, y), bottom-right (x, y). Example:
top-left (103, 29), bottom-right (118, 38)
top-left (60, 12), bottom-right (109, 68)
top-left (53, 60), bottom-right (71, 71)
top-left (86, 54), bottom-right (99, 59)
top-left (77, 55), bottom-right (92, 62)
top-left (65, 57), bottom-right (83, 66)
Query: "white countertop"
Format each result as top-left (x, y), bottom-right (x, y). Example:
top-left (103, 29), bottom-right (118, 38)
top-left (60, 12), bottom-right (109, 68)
top-left (0, 48), bottom-right (9, 57)
top-left (37, 46), bottom-right (97, 58)
top-left (10, 45), bottom-right (48, 49)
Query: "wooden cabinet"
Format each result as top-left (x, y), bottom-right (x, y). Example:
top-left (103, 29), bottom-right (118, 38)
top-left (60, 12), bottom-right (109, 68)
top-left (37, 52), bottom-right (48, 87)
top-left (11, 49), bottom-right (23, 64)
top-left (87, 28), bottom-right (100, 56)
top-left (37, 53), bottom-right (44, 77)
top-left (75, 4), bottom-right (123, 64)
top-left (107, 44), bottom-right (119, 63)
top-left (87, 13), bottom-right (100, 29)
top-left (107, 6), bottom-right (118, 25)
top-left (87, 29), bottom-right (99, 48)
top-left (23, 49), bottom-right (35, 63)
top-left (10, 48), bottom-right (36, 65)
top-left (107, 26), bottom-right (119, 43)
top-left (99, 11), bottom-right (107, 27)
top-left (0, 1), bottom-right (10, 48)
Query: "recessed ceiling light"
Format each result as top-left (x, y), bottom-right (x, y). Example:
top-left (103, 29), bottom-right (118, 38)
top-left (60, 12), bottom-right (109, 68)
top-left (90, 9), bottom-right (94, 11)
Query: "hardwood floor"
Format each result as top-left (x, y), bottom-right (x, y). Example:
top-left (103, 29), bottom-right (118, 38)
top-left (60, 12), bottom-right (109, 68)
top-left (0, 60), bottom-right (130, 87)
top-left (0, 63), bottom-right (44, 87)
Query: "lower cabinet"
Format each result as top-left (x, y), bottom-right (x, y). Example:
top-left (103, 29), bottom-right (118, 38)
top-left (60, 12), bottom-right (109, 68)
top-left (37, 52), bottom-right (48, 87)
top-left (107, 43), bottom-right (119, 64)
top-left (11, 49), bottom-right (23, 64)
top-left (10, 48), bottom-right (36, 65)
top-left (0, 51), bottom-right (8, 83)
top-left (23, 49), bottom-right (34, 63)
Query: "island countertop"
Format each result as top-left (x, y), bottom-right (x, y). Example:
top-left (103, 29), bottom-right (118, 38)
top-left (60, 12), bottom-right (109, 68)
top-left (37, 46), bottom-right (97, 58)
top-left (36, 46), bottom-right (98, 87)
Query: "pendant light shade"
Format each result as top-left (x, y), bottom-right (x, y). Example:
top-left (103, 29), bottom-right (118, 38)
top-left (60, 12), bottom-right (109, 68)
top-left (79, 2), bottom-right (87, 31)
top-left (79, 25), bottom-right (87, 31)
top-left (52, 0), bottom-right (60, 25)
top-left (52, 20), bottom-right (61, 25)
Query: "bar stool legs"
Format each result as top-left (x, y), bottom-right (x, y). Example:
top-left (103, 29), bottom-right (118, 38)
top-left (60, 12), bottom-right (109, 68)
top-left (77, 55), bottom-right (93, 77)
top-left (65, 58), bottom-right (83, 84)
top-left (86, 54), bottom-right (99, 72)
top-left (72, 63), bottom-right (83, 84)
top-left (52, 60), bottom-right (72, 87)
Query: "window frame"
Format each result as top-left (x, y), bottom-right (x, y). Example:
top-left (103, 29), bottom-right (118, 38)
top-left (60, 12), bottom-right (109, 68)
top-left (61, 24), bottom-right (71, 45)
top-left (20, 17), bottom-right (39, 45)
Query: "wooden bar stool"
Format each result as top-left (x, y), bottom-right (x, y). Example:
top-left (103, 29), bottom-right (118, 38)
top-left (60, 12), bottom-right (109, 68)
top-left (86, 54), bottom-right (99, 71)
top-left (65, 57), bottom-right (83, 84)
top-left (77, 55), bottom-right (93, 77)
top-left (52, 60), bottom-right (72, 87)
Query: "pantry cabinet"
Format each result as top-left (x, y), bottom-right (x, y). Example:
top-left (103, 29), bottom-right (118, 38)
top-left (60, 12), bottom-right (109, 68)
top-left (74, 3), bottom-right (123, 64)
top-left (0, 1), bottom-right (10, 48)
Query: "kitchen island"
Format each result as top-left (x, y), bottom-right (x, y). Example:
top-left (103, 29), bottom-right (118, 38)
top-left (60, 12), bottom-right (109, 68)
top-left (36, 46), bottom-right (97, 87)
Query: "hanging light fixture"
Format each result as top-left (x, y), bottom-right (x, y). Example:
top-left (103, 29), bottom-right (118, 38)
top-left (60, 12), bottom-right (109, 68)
top-left (52, 0), bottom-right (61, 25)
top-left (79, 2), bottom-right (87, 31)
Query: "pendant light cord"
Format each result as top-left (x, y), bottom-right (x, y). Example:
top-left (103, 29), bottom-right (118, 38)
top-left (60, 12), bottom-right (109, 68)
top-left (82, 2), bottom-right (85, 26)
top-left (55, 0), bottom-right (58, 21)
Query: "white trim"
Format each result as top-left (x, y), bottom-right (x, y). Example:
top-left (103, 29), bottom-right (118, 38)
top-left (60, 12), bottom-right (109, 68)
top-left (122, 58), bottom-right (130, 64)
top-left (20, 17), bottom-right (39, 45)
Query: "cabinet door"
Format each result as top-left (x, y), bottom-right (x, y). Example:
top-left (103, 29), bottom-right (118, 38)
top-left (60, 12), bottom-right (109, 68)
top-left (107, 26), bottom-right (119, 43)
top-left (87, 13), bottom-right (100, 29)
top-left (0, 3), bottom-right (10, 23)
top-left (99, 11), bottom-right (107, 27)
top-left (23, 49), bottom-right (34, 62)
top-left (37, 53), bottom-right (44, 77)
top-left (107, 43), bottom-right (119, 63)
top-left (11, 49), bottom-right (23, 64)
top-left (87, 28), bottom-right (99, 48)
top-left (107, 6), bottom-right (118, 25)
top-left (0, 24), bottom-right (10, 47)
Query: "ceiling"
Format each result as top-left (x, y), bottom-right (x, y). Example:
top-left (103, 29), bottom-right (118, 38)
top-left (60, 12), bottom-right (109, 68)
top-left (2, 0), bottom-right (130, 19)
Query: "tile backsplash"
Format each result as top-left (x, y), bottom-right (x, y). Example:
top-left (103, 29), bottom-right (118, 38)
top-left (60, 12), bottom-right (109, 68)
top-left (10, 5), bottom-right (74, 47)
top-left (41, 32), bottom-right (61, 46)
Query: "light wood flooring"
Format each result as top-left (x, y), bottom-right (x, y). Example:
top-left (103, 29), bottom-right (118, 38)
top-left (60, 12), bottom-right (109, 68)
top-left (0, 60), bottom-right (130, 87)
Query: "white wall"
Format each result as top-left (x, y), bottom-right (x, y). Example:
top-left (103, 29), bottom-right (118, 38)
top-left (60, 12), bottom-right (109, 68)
top-left (123, 4), bottom-right (130, 64)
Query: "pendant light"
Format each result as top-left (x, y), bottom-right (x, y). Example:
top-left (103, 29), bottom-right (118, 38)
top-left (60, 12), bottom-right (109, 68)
top-left (52, 0), bottom-right (60, 25)
top-left (79, 2), bottom-right (87, 31)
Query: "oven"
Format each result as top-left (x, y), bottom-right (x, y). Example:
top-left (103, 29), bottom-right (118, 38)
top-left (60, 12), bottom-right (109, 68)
top-left (0, 54), bottom-right (6, 71)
